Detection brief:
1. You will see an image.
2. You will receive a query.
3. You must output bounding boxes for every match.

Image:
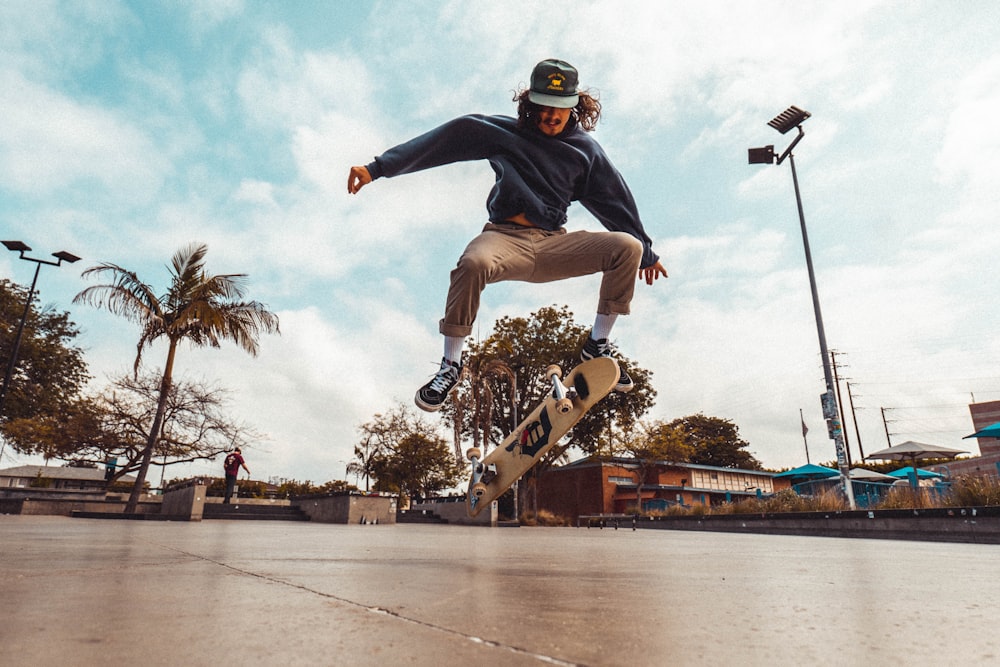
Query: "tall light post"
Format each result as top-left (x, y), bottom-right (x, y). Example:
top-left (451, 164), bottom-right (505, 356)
top-left (748, 107), bottom-right (856, 510)
top-left (0, 240), bottom-right (81, 421)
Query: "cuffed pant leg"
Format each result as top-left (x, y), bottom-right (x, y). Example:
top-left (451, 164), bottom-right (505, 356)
top-left (439, 225), bottom-right (534, 338)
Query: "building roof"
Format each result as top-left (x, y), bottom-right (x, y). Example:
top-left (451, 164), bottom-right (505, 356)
top-left (561, 456), bottom-right (777, 477)
top-left (0, 465), bottom-right (136, 483)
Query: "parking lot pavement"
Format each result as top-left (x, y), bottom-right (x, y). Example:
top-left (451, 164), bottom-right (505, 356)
top-left (3, 516), bottom-right (1000, 666)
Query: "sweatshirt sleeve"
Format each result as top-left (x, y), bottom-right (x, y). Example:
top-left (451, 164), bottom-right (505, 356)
top-left (578, 149), bottom-right (660, 269)
top-left (365, 115), bottom-right (502, 181)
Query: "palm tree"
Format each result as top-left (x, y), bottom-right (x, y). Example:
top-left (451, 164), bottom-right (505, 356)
top-left (74, 243), bottom-right (280, 513)
top-left (448, 356), bottom-right (515, 462)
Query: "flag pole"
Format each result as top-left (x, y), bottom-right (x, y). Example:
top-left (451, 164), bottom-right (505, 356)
top-left (800, 408), bottom-right (811, 464)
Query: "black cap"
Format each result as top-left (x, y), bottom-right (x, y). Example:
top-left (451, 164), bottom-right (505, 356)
top-left (528, 59), bottom-right (579, 108)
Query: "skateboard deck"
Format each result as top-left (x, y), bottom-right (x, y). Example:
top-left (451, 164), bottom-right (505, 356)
top-left (465, 357), bottom-right (620, 517)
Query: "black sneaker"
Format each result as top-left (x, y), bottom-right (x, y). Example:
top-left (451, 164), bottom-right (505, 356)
top-left (580, 336), bottom-right (634, 392)
top-left (415, 357), bottom-right (463, 412)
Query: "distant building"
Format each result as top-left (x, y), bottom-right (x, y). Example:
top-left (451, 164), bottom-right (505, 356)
top-left (968, 400), bottom-right (1000, 457)
top-left (0, 465), bottom-right (135, 491)
top-left (536, 457), bottom-right (791, 518)
top-left (932, 400), bottom-right (1000, 480)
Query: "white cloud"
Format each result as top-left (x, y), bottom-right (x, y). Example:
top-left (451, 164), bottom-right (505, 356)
top-left (0, 69), bottom-right (167, 199)
top-left (936, 55), bottom-right (1000, 196)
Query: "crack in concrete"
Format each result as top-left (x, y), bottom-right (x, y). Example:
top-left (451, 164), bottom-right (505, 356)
top-left (157, 542), bottom-right (584, 667)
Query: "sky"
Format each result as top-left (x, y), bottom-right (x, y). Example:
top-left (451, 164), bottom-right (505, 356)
top-left (2, 0), bottom-right (999, 486)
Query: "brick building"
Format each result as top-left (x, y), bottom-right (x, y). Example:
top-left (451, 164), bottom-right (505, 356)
top-left (536, 457), bottom-right (790, 518)
top-left (1, 465), bottom-right (135, 491)
top-left (932, 400), bottom-right (1000, 480)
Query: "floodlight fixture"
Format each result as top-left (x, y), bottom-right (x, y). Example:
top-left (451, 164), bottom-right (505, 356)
top-left (747, 145), bottom-right (776, 165)
top-left (52, 250), bottom-right (81, 264)
top-left (2, 240), bottom-right (31, 253)
top-left (767, 105), bottom-right (811, 134)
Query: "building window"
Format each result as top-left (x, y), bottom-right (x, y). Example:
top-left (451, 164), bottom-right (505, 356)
top-left (608, 476), bottom-right (634, 485)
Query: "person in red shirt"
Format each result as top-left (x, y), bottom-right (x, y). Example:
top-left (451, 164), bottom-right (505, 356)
top-left (222, 447), bottom-right (250, 504)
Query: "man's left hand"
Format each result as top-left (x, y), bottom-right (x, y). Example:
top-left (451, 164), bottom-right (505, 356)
top-left (640, 261), bottom-right (668, 285)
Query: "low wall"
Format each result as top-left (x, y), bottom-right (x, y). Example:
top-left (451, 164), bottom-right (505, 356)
top-left (1, 487), bottom-right (109, 502)
top-left (582, 506), bottom-right (1000, 544)
top-left (160, 483), bottom-right (207, 521)
top-left (1, 495), bottom-right (161, 517)
top-left (410, 497), bottom-right (496, 526)
top-left (293, 493), bottom-right (397, 524)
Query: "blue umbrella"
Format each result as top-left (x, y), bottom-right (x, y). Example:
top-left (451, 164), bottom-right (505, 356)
top-left (964, 421), bottom-right (1000, 439)
top-left (774, 463), bottom-right (839, 481)
top-left (887, 467), bottom-right (943, 479)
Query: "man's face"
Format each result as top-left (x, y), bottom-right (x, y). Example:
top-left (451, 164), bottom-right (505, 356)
top-left (536, 105), bottom-right (572, 136)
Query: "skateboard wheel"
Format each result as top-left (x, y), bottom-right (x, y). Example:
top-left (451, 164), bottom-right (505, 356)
top-left (466, 447), bottom-right (482, 461)
top-left (545, 364), bottom-right (562, 379)
top-left (472, 482), bottom-right (487, 498)
top-left (555, 397), bottom-right (573, 414)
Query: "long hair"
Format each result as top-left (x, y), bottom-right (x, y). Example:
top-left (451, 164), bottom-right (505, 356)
top-left (514, 88), bottom-right (602, 132)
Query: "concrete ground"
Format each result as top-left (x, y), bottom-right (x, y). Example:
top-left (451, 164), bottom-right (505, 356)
top-left (2, 516), bottom-right (999, 666)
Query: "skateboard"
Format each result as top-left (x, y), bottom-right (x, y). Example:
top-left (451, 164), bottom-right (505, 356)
top-left (465, 357), bottom-right (620, 517)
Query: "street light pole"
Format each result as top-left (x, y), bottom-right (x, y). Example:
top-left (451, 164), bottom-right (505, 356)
top-left (748, 108), bottom-right (856, 510)
top-left (0, 240), bottom-right (81, 425)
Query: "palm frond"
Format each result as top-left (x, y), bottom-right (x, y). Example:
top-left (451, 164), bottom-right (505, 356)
top-left (74, 264), bottom-right (161, 322)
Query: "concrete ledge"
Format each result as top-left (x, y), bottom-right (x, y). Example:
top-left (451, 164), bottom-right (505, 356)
top-left (160, 483), bottom-right (207, 521)
top-left (596, 506), bottom-right (1000, 544)
top-left (409, 497), bottom-right (496, 526)
top-left (3, 496), bottom-right (161, 517)
top-left (292, 492), bottom-right (397, 524)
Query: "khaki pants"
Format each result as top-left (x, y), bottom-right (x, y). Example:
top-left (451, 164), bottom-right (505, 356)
top-left (439, 223), bottom-right (644, 338)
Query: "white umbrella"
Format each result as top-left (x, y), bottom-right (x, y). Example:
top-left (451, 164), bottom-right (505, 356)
top-left (864, 440), bottom-right (967, 464)
top-left (865, 441), bottom-right (966, 499)
top-left (848, 468), bottom-right (896, 482)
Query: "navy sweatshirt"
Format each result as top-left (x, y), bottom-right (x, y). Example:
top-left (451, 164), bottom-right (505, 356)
top-left (365, 114), bottom-right (659, 268)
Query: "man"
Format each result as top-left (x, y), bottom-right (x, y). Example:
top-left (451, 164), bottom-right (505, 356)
top-left (222, 447), bottom-right (250, 504)
top-left (348, 59), bottom-right (667, 412)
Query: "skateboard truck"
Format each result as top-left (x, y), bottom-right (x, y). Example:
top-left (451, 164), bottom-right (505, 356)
top-left (546, 364), bottom-right (574, 414)
top-left (466, 447), bottom-right (496, 505)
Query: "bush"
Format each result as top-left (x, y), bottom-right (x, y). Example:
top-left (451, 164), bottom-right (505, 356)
top-left (519, 509), bottom-right (572, 526)
top-left (29, 472), bottom-right (52, 488)
top-left (942, 475), bottom-right (1000, 507)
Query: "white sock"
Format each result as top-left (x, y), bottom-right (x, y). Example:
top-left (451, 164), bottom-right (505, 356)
top-left (443, 336), bottom-right (465, 365)
top-left (591, 313), bottom-right (618, 341)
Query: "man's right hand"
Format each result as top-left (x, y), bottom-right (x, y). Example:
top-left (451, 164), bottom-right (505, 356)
top-left (348, 165), bottom-right (372, 194)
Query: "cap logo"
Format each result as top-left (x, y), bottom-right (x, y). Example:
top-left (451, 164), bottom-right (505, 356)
top-left (547, 73), bottom-right (566, 92)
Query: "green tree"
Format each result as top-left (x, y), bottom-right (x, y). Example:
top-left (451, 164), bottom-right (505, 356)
top-left (619, 420), bottom-right (693, 513)
top-left (350, 405), bottom-right (412, 492)
top-left (0, 279), bottom-right (90, 455)
top-left (74, 243), bottom-right (279, 512)
top-left (670, 414), bottom-right (762, 470)
top-left (370, 432), bottom-right (461, 500)
top-left (354, 404), bottom-right (461, 501)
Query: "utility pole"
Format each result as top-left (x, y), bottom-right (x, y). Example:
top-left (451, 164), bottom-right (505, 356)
top-left (846, 381), bottom-right (865, 461)
top-left (829, 350), bottom-right (852, 467)
top-left (881, 407), bottom-right (892, 446)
